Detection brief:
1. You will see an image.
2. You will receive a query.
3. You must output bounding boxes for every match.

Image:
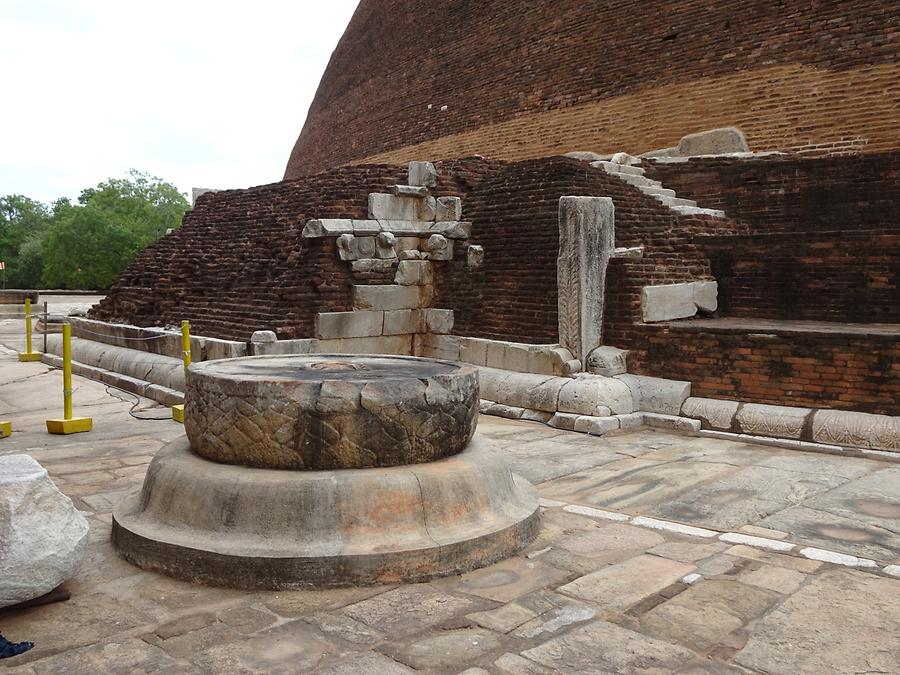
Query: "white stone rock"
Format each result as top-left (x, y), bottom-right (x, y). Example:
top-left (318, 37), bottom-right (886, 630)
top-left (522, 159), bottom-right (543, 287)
top-left (564, 151), bottom-right (605, 161)
top-left (798, 547), bottom-right (877, 568)
top-left (631, 516), bottom-right (718, 539)
top-left (459, 338), bottom-right (488, 366)
top-left (641, 413), bottom-right (702, 433)
top-left (368, 193), bottom-right (436, 221)
top-left (563, 504), bottom-right (630, 522)
top-left (375, 231), bottom-right (397, 259)
top-left (316, 311), bottom-right (384, 339)
top-left (408, 161), bottom-right (437, 188)
top-left (442, 221), bottom-right (472, 239)
top-left (0, 455), bottom-right (89, 608)
top-left (681, 397), bottom-right (739, 430)
top-left (548, 412), bottom-right (579, 431)
top-left (610, 151), bottom-right (641, 165)
top-left (422, 308), bottom-right (454, 334)
top-left (394, 260), bottom-right (434, 286)
top-left (250, 330), bottom-right (277, 343)
top-left (521, 409), bottom-right (554, 423)
top-left (719, 532), bottom-right (795, 552)
top-left (586, 346), bottom-right (628, 376)
top-left (466, 245), bottom-right (484, 268)
top-left (302, 218), bottom-right (353, 238)
top-left (693, 281), bottom-right (718, 312)
top-left (383, 309), bottom-right (419, 336)
top-left (736, 403), bottom-right (812, 440)
top-left (883, 564), bottom-right (900, 578)
top-left (557, 196), bottom-right (615, 364)
top-left (353, 285), bottom-right (431, 311)
top-left (392, 184), bottom-right (429, 197)
top-left (642, 282), bottom-right (697, 322)
top-left (559, 375), bottom-right (634, 416)
top-left (677, 127), bottom-right (750, 156)
top-left (350, 219), bottom-right (382, 235)
top-left (616, 374), bottom-right (690, 415)
top-left (435, 196), bottom-right (462, 222)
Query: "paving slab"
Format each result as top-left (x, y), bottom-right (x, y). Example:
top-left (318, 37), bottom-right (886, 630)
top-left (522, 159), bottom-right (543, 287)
top-left (735, 569), bottom-right (900, 674)
top-left (2, 317), bottom-right (899, 673)
top-left (521, 620), bottom-right (696, 673)
top-left (558, 554), bottom-right (694, 610)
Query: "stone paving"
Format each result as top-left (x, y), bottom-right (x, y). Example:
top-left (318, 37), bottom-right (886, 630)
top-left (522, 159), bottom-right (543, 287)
top-left (2, 303), bottom-right (900, 673)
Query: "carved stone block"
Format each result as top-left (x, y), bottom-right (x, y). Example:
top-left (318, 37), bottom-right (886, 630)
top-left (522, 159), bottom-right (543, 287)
top-left (811, 409), bottom-right (900, 451)
top-left (735, 403), bottom-right (812, 439)
top-left (586, 346), bottom-right (628, 376)
top-left (557, 196), bottom-right (615, 364)
top-left (681, 397), bottom-right (739, 430)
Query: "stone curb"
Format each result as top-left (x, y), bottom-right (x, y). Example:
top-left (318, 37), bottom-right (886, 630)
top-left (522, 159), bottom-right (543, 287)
top-left (539, 500), bottom-right (898, 578)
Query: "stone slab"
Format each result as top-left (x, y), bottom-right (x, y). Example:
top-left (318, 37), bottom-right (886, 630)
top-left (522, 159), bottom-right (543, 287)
top-left (677, 127), bottom-right (750, 155)
top-left (316, 310), bottom-right (384, 339)
top-left (521, 620), bottom-right (695, 673)
top-left (558, 554), bottom-right (694, 609)
top-left (736, 569), bottom-right (900, 674)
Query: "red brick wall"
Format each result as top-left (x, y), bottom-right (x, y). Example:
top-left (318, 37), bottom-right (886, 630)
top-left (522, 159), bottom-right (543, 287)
top-left (286, 0), bottom-right (899, 176)
top-left (628, 325), bottom-right (899, 416)
top-left (645, 152), bottom-right (900, 322)
top-left (644, 152), bottom-right (900, 234)
top-left (439, 156), bottom-right (742, 342)
top-left (89, 160), bottom-right (501, 342)
top-left (89, 165), bottom-right (408, 341)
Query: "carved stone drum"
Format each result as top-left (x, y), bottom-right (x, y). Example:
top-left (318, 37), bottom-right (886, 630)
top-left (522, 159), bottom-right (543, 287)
top-left (112, 354), bottom-right (539, 589)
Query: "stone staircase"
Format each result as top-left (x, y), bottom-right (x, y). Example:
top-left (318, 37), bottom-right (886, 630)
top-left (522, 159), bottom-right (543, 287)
top-left (589, 154), bottom-right (725, 218)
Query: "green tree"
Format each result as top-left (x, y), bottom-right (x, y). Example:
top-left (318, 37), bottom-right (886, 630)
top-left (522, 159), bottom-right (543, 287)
top-left (40, 171), bottom-right (189, 289)
top-left (0, 195), bottom-right (51, 287)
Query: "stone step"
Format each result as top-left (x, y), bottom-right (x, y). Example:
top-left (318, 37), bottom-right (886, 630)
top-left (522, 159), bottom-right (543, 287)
top-left (591, 161), bottom-right (645, 176)
top-left (655, 195), bottom-right (698, 207)
top-left (616, 173), bottom-right (660, 188)
top-left (670, 205), bottom-right (727, 218)
top-left (639, 186), bottom-right (677, 197)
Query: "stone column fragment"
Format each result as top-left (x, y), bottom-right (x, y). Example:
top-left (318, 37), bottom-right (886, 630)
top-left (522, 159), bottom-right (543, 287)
top-left (557, 196), bottom-right (615, 366)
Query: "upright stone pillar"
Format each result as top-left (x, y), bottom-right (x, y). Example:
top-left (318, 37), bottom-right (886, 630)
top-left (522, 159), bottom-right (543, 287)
top-left (557, 196), bottom-right (615, 366)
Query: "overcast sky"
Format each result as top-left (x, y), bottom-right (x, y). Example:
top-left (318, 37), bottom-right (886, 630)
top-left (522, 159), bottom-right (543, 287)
top-left (0, 0), bottom-right (359, 204)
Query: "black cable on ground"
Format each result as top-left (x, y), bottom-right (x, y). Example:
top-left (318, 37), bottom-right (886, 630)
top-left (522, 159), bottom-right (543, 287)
top-left (103, 384), bottom-right (173, 421)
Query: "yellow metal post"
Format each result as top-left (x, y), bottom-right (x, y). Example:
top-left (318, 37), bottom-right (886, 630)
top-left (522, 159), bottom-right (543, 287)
top-left (0, 420), bottom-right (11, 438)
top-left (46, 323), bottom-right (92, 434)
top-left (18, 298), bottom-right (42, 362)
top-left (172, 320), bottom-right (190, 423)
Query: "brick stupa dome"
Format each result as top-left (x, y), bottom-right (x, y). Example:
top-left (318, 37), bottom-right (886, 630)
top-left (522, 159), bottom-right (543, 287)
top-left (285, 0), bottom-right (899, 178)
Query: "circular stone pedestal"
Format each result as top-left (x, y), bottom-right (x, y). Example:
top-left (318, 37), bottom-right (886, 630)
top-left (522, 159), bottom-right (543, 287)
top-left (184, 354), bottom-right (479, 470)
top-left (112, 435), bottom-right (539, 589)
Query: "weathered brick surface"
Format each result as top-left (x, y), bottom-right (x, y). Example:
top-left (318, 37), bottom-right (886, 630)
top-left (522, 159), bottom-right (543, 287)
top-left (285, 0), bottom-right (899, 176)
top-left (89, 161), bottom-right (498, 341)
top-left (439, 156), bottom-right (741, 342)
top-left (627, 325), bottom-right (899, 416)
top-left (645, 153), bottom-right (900, 322)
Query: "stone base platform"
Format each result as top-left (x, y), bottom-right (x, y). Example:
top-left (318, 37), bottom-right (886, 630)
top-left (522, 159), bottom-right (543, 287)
top-left (112, 435), bottom-right (540, 589)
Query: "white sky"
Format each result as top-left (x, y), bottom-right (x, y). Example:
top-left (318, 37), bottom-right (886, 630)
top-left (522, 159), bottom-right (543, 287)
top-left (0, 0), bottom-right (359, 204)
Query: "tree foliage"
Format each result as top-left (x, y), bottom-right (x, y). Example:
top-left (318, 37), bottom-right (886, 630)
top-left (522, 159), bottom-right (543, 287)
top-left (0, 170), bottom-right (189, 289)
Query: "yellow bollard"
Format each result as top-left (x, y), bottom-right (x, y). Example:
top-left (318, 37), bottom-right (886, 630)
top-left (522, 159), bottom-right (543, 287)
top-left (18, 298), bottom-right (42, 362)
top-left (172, 320), bottom-right (190, 423)
top-left (46, 323), bottom-right (92, 434)
top-left (0, 420), bottom-right (11, 438)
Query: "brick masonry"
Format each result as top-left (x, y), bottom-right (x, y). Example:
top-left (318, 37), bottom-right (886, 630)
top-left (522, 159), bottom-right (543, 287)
top-left (285, 0), bottom-right (899, 176)
top-left (645, 152), bottom-right (900, 322)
